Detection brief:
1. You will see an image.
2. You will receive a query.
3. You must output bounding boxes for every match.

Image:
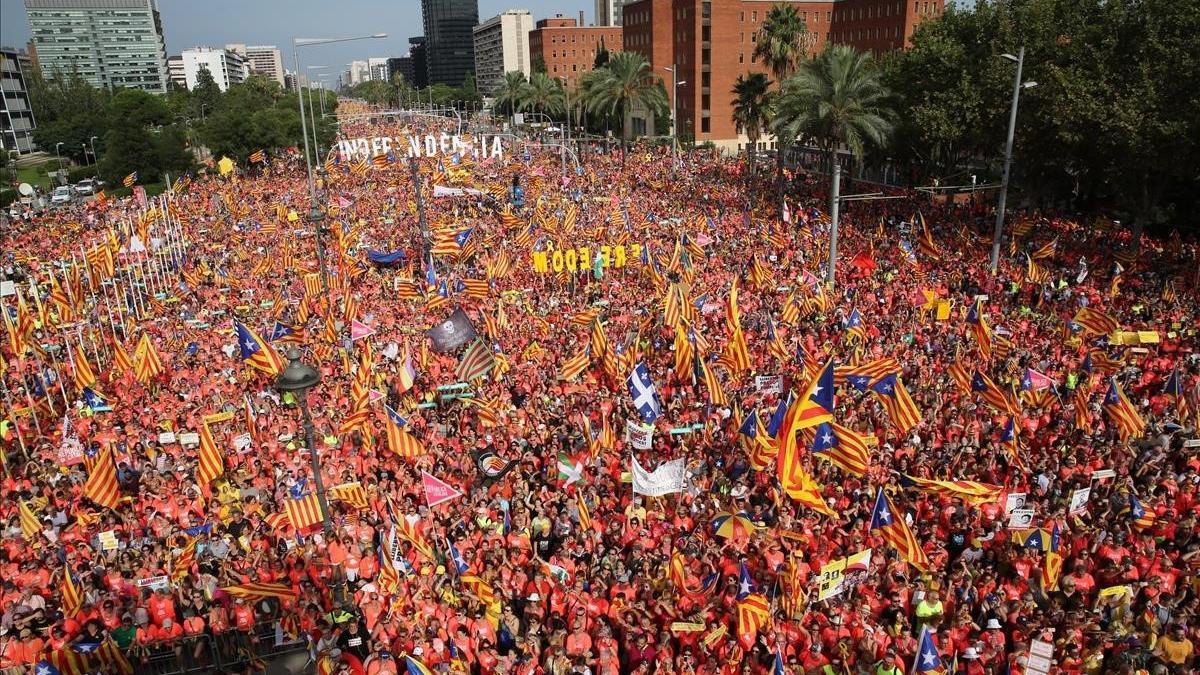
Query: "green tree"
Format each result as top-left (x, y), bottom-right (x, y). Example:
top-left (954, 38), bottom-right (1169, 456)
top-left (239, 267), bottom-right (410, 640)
top-left (522, 72), bottom-right (565, 117)
top-left (26, 69), bottom-right (110, 163)
top-left (753, 3), bottom-right (814, 212)
top-left (594, 39), bottom-right (611, 69)
top-left (190, 66), bottom-right (222, 121)
top-left (731, 72), bottom-right (774, 175)
top-left (581, 52), bottom-right (667, 163)
top-left (346, 80), bottom-right (396, 106)
top-left (494, 71), bottom-right (529, 121)
top-left (774, 45), bottom-right (893, 172)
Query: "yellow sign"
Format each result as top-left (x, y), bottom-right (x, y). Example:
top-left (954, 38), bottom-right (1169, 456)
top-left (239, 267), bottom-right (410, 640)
top-left (1098, 585), bottom-right (1132, 599)
top-left (217, 156), bottom-right (235, 176)
top-left (670, 622), bottom-right (706, 633)
top-left (816, 549), bottom-right (872, 601)
top-left (531, 243), bottom-right (642, 274)
top-left (936, 300), bottom-right (953, 321)
top-left (702, 624), bottom-right (728, 647)
top-left (1109, 331), bottom-right (1161, 346)
top-left (204, 411), bottom-right (236, 424)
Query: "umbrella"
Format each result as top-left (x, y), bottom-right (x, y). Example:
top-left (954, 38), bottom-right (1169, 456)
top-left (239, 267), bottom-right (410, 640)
top-left (711, 512), bottom-right (758, 540)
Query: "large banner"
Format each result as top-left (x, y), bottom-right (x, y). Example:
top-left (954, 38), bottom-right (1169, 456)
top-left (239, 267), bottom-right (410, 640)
top-left (631, 456), bottom-right (686, 496)
top-left (335, 134), bottom-right (504, 162)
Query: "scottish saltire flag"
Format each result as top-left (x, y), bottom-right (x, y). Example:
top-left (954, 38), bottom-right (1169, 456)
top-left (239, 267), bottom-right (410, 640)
top-left (626, 363), bottom-right (662, 423)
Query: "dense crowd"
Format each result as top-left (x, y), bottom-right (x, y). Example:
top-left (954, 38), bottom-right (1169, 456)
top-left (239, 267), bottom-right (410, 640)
top-left (0, 111), bottom-right (1198, 675)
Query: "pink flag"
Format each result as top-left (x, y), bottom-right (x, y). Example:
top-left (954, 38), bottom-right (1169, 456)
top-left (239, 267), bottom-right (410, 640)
top-left (421, 471), bottom-right (463, 508)
top-left (783, 201), bottom-right (791, 224)
top-left (1025, 369), bottom-right (1055, 391)
top-left (368, 389), bottom-right (384, 404)
top-left (350, 319), bottom-right (375, 342)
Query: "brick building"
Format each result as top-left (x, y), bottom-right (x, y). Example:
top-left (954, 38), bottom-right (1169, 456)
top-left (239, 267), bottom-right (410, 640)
top-left (528, 15), bottom-right (623, 85)
top-left (623, 0), bottom-right (943, 152)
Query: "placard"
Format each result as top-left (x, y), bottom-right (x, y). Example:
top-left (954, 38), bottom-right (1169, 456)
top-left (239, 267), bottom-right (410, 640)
top-left (0, 280), bottom-right (14, 297)
top-left (98, 530), bottom-right (119, 551)
top-left (702, 624), bottom-right (728, 647)
top-left (158, 432), bottom-right (177, 445)
top-left (670, 622), bottom-right (706, 633)
top-left (1027, 639), bottom-right (1054, 675)
top-left (815, 549), bottom-right (872, 601)
top-left (1184, 439), bottom-right (1200, 448)
top-left (1090, 469), bottom-right (1116, 480)
top-left (1007, 508), bottom-right (1035, 529)
top-left (178, 432), bottom-right (200, 446)
top-left (1004, 492), bottom-right (1027, 514)
top-left (233, 433), bottom-right (253, 451)
top-left (1068, 487), bottom-right (1091, 515)
top-left (626, 420), bottom-right (653, 450)
top-left (754, 375), bottom-right (783, 395)
top-left (204, 411), bottom-right (236, 424)
top-left (58, 443), bottom-right (84, 467)
top-left (137, 575), bottom-right (170, 591)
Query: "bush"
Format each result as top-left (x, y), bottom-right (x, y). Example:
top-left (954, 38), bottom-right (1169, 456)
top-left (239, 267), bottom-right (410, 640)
top-left (67, 165), bottom-right (97, 183)
top-left (0, 189), bottom-right (17, 208)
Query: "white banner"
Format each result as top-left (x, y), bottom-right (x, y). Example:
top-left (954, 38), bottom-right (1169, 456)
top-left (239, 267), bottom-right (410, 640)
top-left (432, 185), bottom-right (484, 198)
top-left (626, 420), bottom-right (653, 450)
top-left (754, 375), bottom-right (783, 395)
top-left (631, 456), bottom-right (686, 496)
top-left (1004, 492), bottom-right (1027, 514)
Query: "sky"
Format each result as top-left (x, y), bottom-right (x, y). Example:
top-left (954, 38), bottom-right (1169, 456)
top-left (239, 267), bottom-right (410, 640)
top-left (1, 0), bottom-right (590, 83)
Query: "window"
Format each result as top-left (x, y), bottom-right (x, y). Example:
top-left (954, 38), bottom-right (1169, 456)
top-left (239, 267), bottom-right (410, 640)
top-left (739, 52), bottom-right (743, 63)
top-left (752, 11), bottom-right (757, 21)
top-left (701, 117), bottom-right (710, 133)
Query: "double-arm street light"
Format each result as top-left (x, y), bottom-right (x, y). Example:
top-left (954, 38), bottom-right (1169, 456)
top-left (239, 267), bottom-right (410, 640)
top-left (274, 349), bottom-right (345, 608)
top-left (54, 142), bottom-right (64, 183)
top-left (989, 47), bottom-right (1038, 275)
top-left (293, 33), bottom-right (387, 292)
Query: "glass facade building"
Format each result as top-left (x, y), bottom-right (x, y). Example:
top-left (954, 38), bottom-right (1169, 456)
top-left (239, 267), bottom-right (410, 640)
top-left (25, 0), bottom-right (168, 93)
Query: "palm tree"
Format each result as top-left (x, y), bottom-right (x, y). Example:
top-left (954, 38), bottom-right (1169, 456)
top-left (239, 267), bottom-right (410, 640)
top-left (522, 72), bottom-right (565, 118)
top-left (753, 4), bottom-right (814, 212)
top-left (494, 71), bottom-right (528, 122)
top-left (731, 73), bottom-right (773, 175)
top-left (582, 52), bottom-right (667, 163)
top-left (773, 44), bottom-right (892, 284)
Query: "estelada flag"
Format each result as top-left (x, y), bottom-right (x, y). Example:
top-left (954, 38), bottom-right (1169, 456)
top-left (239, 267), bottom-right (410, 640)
top-left (249, 149), bottom-right (265, 163)
top-left (83, 446), bottom-right (121, 510)
top-left (421, 471), bottom-right (463, 508)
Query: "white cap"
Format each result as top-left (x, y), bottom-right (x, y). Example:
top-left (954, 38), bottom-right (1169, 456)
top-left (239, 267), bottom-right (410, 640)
top-left (413, 646), bottom-right (424, 656)
top-left (986, 618), bottom-right (1001, 630)
top-left (962, 648), bottom-right (979, 660)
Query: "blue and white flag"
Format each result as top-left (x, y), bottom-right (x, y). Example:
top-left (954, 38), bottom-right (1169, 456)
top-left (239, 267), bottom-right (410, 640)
top-left (626, 363), bottom-right (662, 423)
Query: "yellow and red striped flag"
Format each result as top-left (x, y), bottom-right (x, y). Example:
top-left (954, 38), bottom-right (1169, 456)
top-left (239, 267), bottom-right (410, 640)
top-left (284, 493), bottom-right (325, 532)
top-left (19, 500), bottom-right (41, 541)
top-left (1103, 378), bottom-right (1145, 440)
top-left (133, 333), bottom-right (164, 383)
top-left (869, 488), bottom-right (929, 571)
top-left (1072, 307), bottom-right (1119, 336)
top-left (869, 374), bottom-right (923, 434)
top-left (172, 536), bottom-right (197, 582)
top-left (83, 446), bottom-right (121, 509)
top-left (328, 482), bottom-right (370, 510)
top-left (384, 404), bottom-right (425, 458)
top-left (62, 565), bottom-right (83, 617)
top-left (220, 581), bottom-right (299, 602)
top-left (197, 420), bottom-right (224, 485)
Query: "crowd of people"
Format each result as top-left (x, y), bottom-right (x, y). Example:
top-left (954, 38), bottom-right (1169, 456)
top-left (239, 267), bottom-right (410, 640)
top-left (0, 108), bottom-right (1198, 675)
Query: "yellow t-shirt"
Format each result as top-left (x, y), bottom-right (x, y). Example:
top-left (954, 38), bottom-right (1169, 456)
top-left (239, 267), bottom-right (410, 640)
top-left (1158, 636), bottom-right (1193, 664)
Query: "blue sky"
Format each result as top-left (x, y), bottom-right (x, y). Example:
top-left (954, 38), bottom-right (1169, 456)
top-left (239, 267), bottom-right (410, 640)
top-left (1, 0), bottom-right (590, 82)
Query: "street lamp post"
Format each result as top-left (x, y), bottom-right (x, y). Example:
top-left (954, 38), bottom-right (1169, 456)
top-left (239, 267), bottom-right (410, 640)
top-left (88, 136), bottom-right (98, 170)
top-left (274, 349), bottom-right (344, 608)
top-left (293, 33), bottom-right (387, 293)
top-left (54, 142), bottom-right (64, 184)
top-left (307, 66), bottom-right (331, 158)
top-left (661, 66), bottom-right (685, 168)
top-left (557, 76), bottom-right (571, 143)
top-left (990, 47), bottom-right (1037, 275)
top-left (81, 144), bottom-right (90, 167)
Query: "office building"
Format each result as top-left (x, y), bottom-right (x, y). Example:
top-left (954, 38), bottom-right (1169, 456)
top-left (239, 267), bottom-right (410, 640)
top-left (368, 57), bottom-right (390, 81)
top-left (528, 15), bottom-right (622, 86)
top-left (622, 0), bottom-right (942, 152)
top-left (0, 47), bottom-right (37, 154)
top-left (180, 47), bottom-right (246, 91)
top-left (166, 54), bottom-right (185, 88)
top-left (421, 0), bottom-right (478, 87)
top-left (226, 44), bottom-right (285, 87)
top-left (347, 60), bottom-right (371, 85)
top-left (472, 9), bottom-right (533, 95)
top-left (24, 0), bottom-right (168, 93)
top-left (596, 0), bottom-right (624, 26)
top-left (408, 38), bottom-right (428, 89)
top-left (388, 56), bottom-right (415, 86)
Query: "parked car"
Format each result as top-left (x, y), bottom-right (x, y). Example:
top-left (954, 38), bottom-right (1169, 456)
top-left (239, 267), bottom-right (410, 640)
top-left (75, 178), bottom-right (101, 195)
top-left (50, 185), bottom-right (75, 205)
